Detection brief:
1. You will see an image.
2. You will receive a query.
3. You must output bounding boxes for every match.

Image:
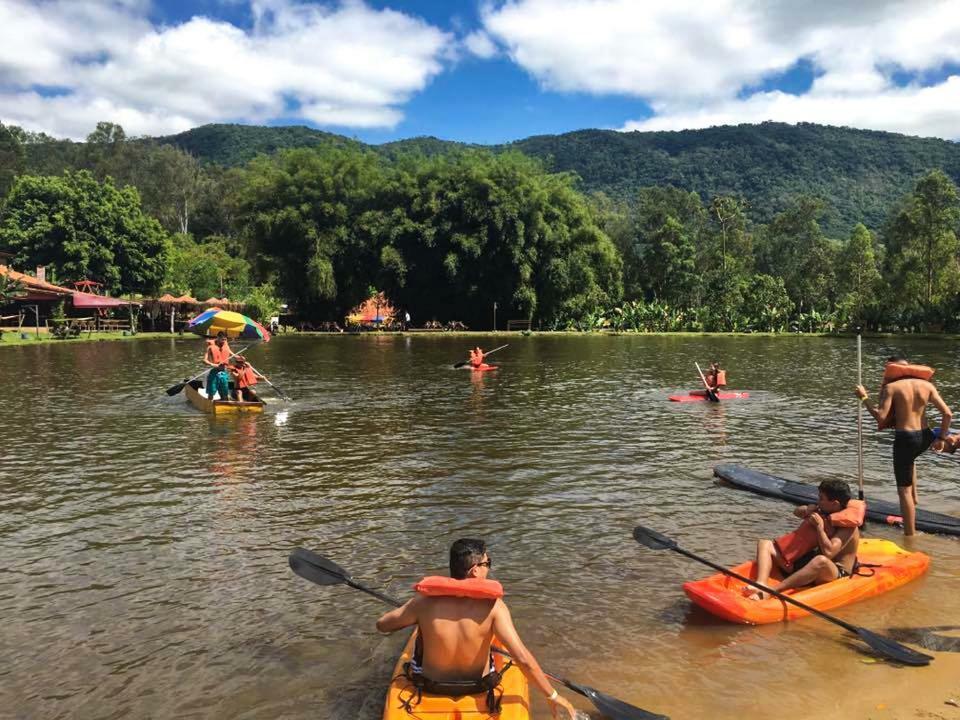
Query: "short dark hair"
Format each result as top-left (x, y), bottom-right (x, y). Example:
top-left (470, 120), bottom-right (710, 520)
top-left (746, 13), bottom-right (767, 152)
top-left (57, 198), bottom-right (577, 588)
top-left (450, 538), bottom-right (487, 579)
top-left (887, 354), bottom-right (907, 363)
top-left (819, 479), bottom-right (851, 506)
top-left (217, 331), bottom-right (227, 339)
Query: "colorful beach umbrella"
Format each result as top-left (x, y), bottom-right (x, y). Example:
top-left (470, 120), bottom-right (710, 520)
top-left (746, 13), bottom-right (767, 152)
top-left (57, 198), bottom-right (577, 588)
top-left (186, 307), bottom-right (271, 341)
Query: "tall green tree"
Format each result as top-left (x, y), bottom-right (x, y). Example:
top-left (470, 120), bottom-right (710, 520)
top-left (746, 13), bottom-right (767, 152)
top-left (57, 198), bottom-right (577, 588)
top-left (837, 223), bottom-right (882, 328)
top-left (703, 195), bottom-right (751, 276)
top-left (0, 170), bottom-right (169, 294)
top-left (0, 123), bottom-right (26, 204)
top-left (165, 233), bottom-right (250, 300)
top-left (883, 170), bottom-right (960, 316)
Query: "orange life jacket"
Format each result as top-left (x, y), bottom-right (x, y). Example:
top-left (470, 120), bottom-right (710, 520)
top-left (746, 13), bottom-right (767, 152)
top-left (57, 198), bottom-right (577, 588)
top-left (233, 365), bottom-right (257, 389)
top-left (714, 370), bottom-right (727, 387)
top-left (773, 499), bottom-right (866, 569)
top-left (207, 340), bottom-right (232, 364)
top-left (470, 350), bottom-right (484, 367)
top-left (883, 363), bottom-right (934, 384)
top-left (413, 576), bottom-right (504, 600)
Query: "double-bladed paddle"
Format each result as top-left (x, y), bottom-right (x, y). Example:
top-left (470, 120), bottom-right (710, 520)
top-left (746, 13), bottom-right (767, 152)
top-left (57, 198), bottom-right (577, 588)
top-left (632, 525), bottom-right (933, 667)
top-left (453, 344), bottom-right (509, 369)
top-left (165, 343), bottom-right (252, 396)
top-left (288, 547), bottom-right (669, 720)
top-left (694, 362), bottom-right (719, 403)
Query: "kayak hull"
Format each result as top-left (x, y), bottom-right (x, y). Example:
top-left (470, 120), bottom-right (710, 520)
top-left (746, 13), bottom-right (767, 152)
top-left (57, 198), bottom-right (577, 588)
top-left (464, 363), bottom-right (498, 372)
top-left (714, 463), bottom-right (960, 536)
top-left (683, 538), bottom-right (930, 624)
top-left (669, 392), bottom-right (749, 403)
top-left (382, 630), bottom-right (530, 720)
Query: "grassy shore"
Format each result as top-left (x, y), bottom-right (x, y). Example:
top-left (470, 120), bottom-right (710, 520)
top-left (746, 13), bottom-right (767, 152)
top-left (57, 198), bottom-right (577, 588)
top-left (0, 330), bottom-right (173, 347)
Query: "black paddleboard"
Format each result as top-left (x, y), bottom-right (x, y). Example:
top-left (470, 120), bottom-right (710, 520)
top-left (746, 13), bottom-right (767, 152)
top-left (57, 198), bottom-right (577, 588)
top-left (714, 464), bottom-right (960, 536)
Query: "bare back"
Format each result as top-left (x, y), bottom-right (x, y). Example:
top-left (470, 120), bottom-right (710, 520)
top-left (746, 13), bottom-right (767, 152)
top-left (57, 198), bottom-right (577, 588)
top-left (415, 596), bottom-right (498, 680)
top-left (882, 378), bottom-right (939, 430)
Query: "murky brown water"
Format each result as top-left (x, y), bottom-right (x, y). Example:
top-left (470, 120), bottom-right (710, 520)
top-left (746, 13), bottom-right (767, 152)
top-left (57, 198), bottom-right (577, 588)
top-left (2, 334), bottom-right (959, 719)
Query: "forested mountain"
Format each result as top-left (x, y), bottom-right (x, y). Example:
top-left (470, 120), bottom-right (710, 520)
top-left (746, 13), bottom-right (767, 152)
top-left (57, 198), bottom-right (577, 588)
top-left (143, 121), bottom-right (960, 235)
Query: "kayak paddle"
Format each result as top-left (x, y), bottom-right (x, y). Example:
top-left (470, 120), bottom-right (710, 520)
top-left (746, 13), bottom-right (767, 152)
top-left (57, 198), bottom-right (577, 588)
top-left (695, 362), bottom-right (719, 402)
top-left (454, 344), bottom-right (509, 369)
top-left (289, 547), bottom-right (669, 720)
top-left (165, 343), bottom-right (252, 396)
top-left (632, 525), bottom-right (933, 667)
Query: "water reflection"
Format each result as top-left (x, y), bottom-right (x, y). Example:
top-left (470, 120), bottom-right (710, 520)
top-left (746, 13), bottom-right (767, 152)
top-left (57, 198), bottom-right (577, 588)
top-left (2, 335), bottom-right (959, 719)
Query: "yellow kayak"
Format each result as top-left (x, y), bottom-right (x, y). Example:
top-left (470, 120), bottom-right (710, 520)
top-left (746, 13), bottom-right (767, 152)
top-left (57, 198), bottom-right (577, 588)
top-left (382, 630), bottom-right (530, 719)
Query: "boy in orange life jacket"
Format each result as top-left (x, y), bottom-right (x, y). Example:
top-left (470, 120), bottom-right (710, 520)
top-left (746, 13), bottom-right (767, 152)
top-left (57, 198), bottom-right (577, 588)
top-left (745, 479), bottom-right (861, 601)
top-left (468, 346), bottom-right (484, 368)
top-left (855, 355), bottom-right (952, 535)
top-left (375, 539), bottom-right (576, 719)
top-left (229, 356), bottom-right (262, 401)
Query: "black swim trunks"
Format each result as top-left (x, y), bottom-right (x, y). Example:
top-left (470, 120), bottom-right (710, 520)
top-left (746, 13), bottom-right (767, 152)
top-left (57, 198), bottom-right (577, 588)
top-left (893, 428), bottom-right (935, 486)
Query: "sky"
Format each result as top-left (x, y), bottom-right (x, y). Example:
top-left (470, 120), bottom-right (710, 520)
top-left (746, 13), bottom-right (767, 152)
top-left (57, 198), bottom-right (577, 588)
top-left (2, 0), bottom-right (960, 144)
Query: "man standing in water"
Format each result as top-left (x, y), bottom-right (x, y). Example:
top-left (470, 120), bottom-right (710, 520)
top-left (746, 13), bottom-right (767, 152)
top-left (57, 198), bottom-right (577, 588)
top-left (376, 539), bottom-right (576, 719)
top-left (856, 356), bottom-right (953, 535)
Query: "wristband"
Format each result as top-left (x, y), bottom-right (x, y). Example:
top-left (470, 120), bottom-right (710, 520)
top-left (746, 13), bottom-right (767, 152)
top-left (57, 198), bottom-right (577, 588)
top-left (547, 689), bottom-right (558, 701)
top-left (859, 395), bottom-right (869, 404)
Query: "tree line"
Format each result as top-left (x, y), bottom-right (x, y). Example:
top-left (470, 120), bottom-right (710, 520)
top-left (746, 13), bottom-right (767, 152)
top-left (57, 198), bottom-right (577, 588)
top-left (0, 120), bottom-right (958, 331)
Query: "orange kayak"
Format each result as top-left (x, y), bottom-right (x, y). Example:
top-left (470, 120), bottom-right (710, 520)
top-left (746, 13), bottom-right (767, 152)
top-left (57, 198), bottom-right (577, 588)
top-left (382, 630), bottom-right (530, 719)
top-left (682, 538), bottom-right (930, 625)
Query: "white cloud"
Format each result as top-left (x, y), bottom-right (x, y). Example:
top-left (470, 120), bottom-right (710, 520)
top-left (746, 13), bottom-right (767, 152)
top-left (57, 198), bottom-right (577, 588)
top-left (0, 0), bottom-right (452, 139)
top-left (464, 30), bottom-right (498, 60)
top-left (482, 0), bottom-right (960, 139)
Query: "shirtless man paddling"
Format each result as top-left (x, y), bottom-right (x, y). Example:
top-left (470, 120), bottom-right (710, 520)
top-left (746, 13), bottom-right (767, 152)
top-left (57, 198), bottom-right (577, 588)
top-left (376, 539), bottom-right (576, 718)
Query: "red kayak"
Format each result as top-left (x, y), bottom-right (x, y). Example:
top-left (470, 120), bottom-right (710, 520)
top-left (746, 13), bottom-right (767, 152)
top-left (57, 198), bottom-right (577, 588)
top-left (669, 392), bottom-right (749, 403)
top-left (463, 363), bottom-right (498, 372)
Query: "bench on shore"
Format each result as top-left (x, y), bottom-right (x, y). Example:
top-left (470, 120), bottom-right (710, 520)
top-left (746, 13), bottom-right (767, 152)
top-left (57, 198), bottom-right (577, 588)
top-left (506, 319), bottom-right (532, 331)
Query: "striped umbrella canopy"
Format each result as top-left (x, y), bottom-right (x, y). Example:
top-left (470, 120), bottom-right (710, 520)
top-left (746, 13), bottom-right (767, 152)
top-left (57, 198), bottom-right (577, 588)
top-left (186, 307), bottom-right (271, 341)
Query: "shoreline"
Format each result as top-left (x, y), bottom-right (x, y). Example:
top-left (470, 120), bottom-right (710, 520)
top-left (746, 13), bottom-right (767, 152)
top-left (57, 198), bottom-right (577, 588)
top-left (4, 328), bottom-right (960, 348)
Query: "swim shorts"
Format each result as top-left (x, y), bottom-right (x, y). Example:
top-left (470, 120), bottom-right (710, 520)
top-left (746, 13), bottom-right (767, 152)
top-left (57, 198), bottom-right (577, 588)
top-left (893, 428), bottom-right (935, 487)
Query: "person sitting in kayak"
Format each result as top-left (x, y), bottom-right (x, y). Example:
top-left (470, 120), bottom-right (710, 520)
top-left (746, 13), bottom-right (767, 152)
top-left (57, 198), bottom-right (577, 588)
top-left (375, 539), bottom-right (576, 719)
top-left (229, 356), bottom-right (262, 402)
top-left (745, 479), bottom-right (862, 600)
top-left (692, 361), bottom-right (726, 397)
top-left (203, 331), bottom-right (233, 389)
top-left (469, 346), bottom-right (484, 368)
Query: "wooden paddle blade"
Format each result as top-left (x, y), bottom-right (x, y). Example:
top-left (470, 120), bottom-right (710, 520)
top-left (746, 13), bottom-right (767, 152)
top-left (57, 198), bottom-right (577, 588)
top-left (855, 627), bottom-right (933, 666)
top-left (563, 680), bottom-right (669, 720)
top-left (632, 525), bottom-right (677, 551)
top-left (288, 548), bottom-right (351, 586)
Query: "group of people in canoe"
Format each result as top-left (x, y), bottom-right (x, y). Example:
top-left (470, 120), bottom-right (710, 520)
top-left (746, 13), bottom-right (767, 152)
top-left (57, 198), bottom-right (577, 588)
top-left (202, 331), bottom-right (265, 402)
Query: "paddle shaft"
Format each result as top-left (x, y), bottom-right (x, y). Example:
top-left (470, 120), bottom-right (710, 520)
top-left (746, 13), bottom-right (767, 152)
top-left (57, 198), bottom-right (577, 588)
top-left (857, 334), bottom-right (864, 501)
top-left (668, 544), bottom-right (862, 634)
top-left (695, 362), bottom-right (719, 402)
top-left (241, 360), bottom-right (290, 401)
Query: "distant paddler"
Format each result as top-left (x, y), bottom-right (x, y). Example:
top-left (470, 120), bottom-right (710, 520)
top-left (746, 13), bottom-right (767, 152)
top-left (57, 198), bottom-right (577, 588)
top-left (452, 344), bottom-right (508, 369)
top-left (855, 355), bottom-right (953, 535)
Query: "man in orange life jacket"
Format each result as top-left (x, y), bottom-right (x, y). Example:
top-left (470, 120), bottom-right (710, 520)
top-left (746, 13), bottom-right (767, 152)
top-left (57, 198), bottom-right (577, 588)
top-left (855, 355), bottom-right (952, 535)
top-left (375, 539), bottom-right (576, 719)
top-left (745, 479), bottom-right (862, 600)
top-left (692, 361), bottom-right (726, 397)
top-left (203, 331), bottom-right (233, 390)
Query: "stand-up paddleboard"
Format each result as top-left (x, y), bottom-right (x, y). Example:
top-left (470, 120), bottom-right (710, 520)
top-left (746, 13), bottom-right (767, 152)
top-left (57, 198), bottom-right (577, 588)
top-left (714, 464), bottom-right (960, 536)
top-left (669, 392), bottom-right (749, 403)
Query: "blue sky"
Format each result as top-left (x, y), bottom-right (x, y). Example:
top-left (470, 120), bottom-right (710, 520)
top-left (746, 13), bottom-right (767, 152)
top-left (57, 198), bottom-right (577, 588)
top-left (2, 0), bottom-right (960, 143)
